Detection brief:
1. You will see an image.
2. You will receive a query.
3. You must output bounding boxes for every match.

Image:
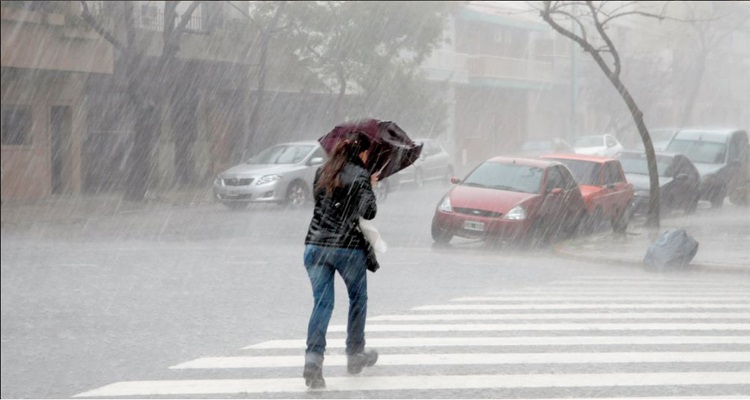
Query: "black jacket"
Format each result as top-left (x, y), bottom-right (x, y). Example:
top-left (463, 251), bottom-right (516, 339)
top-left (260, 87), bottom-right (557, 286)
top-left (305, 158), bottom-right (377, 249)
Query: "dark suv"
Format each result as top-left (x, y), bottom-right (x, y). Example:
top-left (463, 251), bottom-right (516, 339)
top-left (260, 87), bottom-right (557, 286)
top-left (664, 128), bottom-right (749, 207)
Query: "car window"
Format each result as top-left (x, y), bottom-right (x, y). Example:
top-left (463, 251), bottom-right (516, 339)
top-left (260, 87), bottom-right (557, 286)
top-left (606, 136), bottom-right (617, 147)
top-left (247, 144), bottom-right (315, 164)
top-left (545, 167), bottom-right (563, 191)
top-left (548, 158), bottom-right (600, 186)
top-left (558, 166), bottom-right (578, 190)
top-left (462, 162), bottom-right (543, 194)
top-left (604, 162), bottom-right (624, 184)
top-left (618, 153), bottom-right (674, 177)
top-left (666, 139), bottom-right (727, 164)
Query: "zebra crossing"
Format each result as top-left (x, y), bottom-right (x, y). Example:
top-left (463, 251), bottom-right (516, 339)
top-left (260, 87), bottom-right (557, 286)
top-left (75, 276), bottom-right (750, 398)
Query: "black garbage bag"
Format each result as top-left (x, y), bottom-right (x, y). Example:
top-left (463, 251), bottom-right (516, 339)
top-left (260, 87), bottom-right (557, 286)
top-left (643, 229), bottom-right (699, 271)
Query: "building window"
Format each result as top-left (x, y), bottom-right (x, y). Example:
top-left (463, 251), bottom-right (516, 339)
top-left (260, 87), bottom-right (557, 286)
top-left (1, 106), bottom-right (32, 146)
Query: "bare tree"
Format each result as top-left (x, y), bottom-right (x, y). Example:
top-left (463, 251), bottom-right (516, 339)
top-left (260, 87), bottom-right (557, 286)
top-left (81, 1), bottom-right (203, 197)
top-left (539, 0), bottom-right (666, 228)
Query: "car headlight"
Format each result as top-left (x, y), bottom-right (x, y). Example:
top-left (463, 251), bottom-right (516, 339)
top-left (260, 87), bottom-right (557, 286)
top-left (438, 196), bottom-right (452, 212)
top-left (503, 205), bottom-right (526, 220)
top-left (256, 174), bottom-right (281, 185)
top-left (214, 177), bottom-right (224, 186)
top-left (634, 191), bottom-right (649, 198)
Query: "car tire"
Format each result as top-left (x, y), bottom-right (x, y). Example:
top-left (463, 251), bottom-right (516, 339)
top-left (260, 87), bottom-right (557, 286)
top-left (685, 193), bottom-right (700, 214)
top-left (710, 186), bottom-right (726, 208)
top-left (285, 181), bottom-right (309, 208)
top-left (611, 207), bottom-right (629, 234)
top-left (431, 220), bottom-right (452, 245)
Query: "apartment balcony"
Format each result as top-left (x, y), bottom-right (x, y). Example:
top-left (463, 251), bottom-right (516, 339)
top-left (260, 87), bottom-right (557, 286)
top-left (466, 55), bottom-right (556, 89)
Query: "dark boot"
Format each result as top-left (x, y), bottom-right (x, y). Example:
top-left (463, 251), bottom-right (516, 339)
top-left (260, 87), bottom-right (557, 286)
top-left (347, 349), bottom-right (378, 375)
top-left (303, 353), bottom-right (326, 389)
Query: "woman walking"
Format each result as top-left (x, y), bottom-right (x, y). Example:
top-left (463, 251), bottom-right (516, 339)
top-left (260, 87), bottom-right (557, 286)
top-left (302, 131), bottom-right (379, 389)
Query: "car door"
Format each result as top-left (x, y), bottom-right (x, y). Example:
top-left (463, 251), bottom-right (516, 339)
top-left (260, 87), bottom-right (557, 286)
top-left (602, 161), bottom-right (633, 216)
top-left (538, 166), bottom-right (580, 231)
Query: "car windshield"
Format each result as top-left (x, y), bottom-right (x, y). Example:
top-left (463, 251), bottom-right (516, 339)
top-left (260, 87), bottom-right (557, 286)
top-left (666, 139), bottom-right (726, 164)
top-left (549, 159), bottom-right (600, 186)
top-left (574, 136), bottom-right (603, 148)
top-left (462, 162), bottom-right (543, 194)
top-left (618, 154), bottom-right (673, 177)
top-left (246, 144), bottom-right (314, 164)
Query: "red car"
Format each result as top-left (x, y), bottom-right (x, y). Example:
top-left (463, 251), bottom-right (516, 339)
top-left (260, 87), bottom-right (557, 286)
top-left (540, 154), bottom-right (634, 233)
top-left (431, 156), bottom-right (586, 246)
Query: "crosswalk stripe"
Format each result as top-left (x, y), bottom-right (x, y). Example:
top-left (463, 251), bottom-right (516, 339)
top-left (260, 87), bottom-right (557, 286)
top-left (328, 322), bottom-right (750, 332)
top-left (548, 281), bottom-right (749, 287)
top-left (73, 372), bottom-right (750, 397)
top-left (415, 303), bottom-right (750, 310)
top-left (171, 351), bottom-right (750, 369)
top-left (488, 290), bottom-right (750, 295)
top-left (244, 336), bottom-right (750, 350)
top-left (369, 312), bottom-right (750, 321)
top-left (454, 296), bottom-right (750, 302)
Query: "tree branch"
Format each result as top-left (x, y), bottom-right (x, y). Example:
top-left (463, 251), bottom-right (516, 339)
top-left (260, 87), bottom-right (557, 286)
top-left (79, 0), bottom-right (124, 51)
top-left (173, 1), bottom-right (203, 38)
top-left (587, 1), bottom-right (621, 77)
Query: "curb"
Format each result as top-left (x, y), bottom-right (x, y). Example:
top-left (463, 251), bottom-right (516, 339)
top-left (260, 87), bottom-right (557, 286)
top-left (554, 243), bottom-right (750, 276)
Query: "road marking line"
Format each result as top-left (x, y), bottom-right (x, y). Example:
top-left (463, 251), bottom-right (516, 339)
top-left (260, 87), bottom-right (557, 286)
top-left (171, 351), bottom-right (750, 369)
top-left (415, 303), bottom-right (750, 311)
top-left (328, 322), bottom-right (750, 332)
top-left (73, 372), bottom-right (750, 397)
top-left (244, 336), bottom-right (750, 349)
top-left (369, 312), bottom-right (750, 321)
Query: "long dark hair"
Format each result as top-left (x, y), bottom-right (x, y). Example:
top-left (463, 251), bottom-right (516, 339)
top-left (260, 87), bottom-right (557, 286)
top-left (318, 131), bottom-right (372, 196)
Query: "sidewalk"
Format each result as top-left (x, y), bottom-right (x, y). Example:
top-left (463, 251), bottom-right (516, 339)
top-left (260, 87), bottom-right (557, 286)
top-left (555, 204), bottom-right (750, 274)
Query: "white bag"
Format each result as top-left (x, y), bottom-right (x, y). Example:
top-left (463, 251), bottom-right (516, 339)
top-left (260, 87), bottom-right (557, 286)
top-left (359, 217), bottom-right (387, 253)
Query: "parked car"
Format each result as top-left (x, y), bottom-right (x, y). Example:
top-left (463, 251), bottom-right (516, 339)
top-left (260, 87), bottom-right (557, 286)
top-left (430, 156), bottom-right (586, 246)
top-left (517, 137), bottom-right (575, 156)
top-left (616, 150), bottom-right (701, 216)
top-left (213, 141), bottom-right (326, 209)
top-left (396, 138), bottom-right (453, 187)
top-left (541, 154), bottom-right (633, 233)
top-left (664, 128), bottom-right (749, 208)
top-left (573, 134), bottom-right (624, 157)
top-left (627, 128), bottom-right (678, 151)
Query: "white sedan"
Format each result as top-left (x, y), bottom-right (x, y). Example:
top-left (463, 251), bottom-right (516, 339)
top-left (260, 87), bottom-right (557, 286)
top-left (573, 134), bottom-right (624, 157)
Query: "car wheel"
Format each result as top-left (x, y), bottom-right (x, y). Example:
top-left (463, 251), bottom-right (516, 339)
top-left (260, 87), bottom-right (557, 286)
top-left (685, 193), bottom-right (700, 214)
top-left (527, 218), bottom-right (552, 248)
top-left (285, 181), bottom-right (309, 208)
top-left (414, 169), bottom-right (425, 188)
top-left (710, 186), bottom-right (726, 208)
top-left (583, 207), bottom-right (604, 235)
top-left (431, 220), bottom-right (452, 245)
top-left (611, 207), bottom-right (629, 234)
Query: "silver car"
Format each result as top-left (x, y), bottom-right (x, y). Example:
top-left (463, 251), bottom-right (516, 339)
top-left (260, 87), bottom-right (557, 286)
top-left (396, 138), bottom-right (454, 187)
top-left (213, 141), bottom-right (326, 209)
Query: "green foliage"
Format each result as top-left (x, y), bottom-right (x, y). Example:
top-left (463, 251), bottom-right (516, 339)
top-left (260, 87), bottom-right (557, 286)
top-left (271, 1), bottom-right (455, 132)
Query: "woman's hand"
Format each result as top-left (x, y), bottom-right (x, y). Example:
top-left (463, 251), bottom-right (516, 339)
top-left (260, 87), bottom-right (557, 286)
top-left (370, 172), bottom-right (380, 185)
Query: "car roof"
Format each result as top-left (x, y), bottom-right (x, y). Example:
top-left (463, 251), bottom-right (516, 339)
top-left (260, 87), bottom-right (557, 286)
top-left (540, 153), bottom-right (613, 163)
top-left (672, 129), bottom-right (745, 143)
top-left (485, 156), bottom-right (558, 169)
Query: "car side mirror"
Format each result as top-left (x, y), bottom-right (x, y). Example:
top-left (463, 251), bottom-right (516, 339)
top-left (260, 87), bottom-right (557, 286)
top-left (450, 177), bottom-right (461, 184)
top-left (309, 157), bottom-right (325, 166)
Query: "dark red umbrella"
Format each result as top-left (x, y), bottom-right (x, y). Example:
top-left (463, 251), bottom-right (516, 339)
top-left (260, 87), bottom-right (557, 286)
top-left (318, 118), bottom-right (423, 179)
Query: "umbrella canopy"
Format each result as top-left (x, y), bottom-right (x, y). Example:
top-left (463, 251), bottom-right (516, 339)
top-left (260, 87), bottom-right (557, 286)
top-left (318, 119), bottom-right (423, 180)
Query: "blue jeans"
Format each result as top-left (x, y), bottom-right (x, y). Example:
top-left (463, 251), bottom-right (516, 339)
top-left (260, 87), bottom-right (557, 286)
top-left (304, 244), bottom-right (368, 358)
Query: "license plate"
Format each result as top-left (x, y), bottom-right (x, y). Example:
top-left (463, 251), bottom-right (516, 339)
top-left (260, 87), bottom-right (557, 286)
top-left (463, 220), bottom-right (485, 231)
